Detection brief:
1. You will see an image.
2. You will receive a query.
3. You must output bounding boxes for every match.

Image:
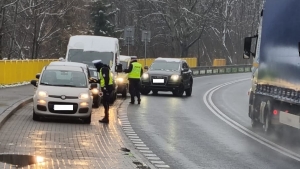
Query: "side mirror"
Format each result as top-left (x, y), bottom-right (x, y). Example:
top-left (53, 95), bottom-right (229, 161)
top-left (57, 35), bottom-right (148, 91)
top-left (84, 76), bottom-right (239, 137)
top-left (115, 64), bottom-right (123, 72)
top-left (31, 80), bottom-right (37, 87)
top-left (243, 37), bottom-right (252, 59)
top-left (36, 73), bottom-right (40, 79)
top-left (90, 83), bottom-right (97, 89)
top-left (144, 66), bottom-right (148, 70)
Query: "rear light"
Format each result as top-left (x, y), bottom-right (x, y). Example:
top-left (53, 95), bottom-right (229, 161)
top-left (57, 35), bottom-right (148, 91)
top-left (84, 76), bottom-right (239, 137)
top-left (273, 109), bottom-right (278, 115)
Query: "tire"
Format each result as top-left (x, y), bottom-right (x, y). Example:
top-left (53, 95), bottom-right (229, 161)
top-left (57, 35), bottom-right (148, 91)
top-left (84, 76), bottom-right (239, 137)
top-left (109, 92), bottom-right (117, 104)
top-left (152, 90), bottom-right (158, 95)
top-left (249, 105), bottom-right (259, 128)
top-left (33, 109), bottom-right (40, 121)
top-left (141, 88), bottom-right (151, 95)
top-left (263, 114), bottom-right (272, 134)
top-left (122, 88), bottom-right (127, 98)
top-left (173, 84), bottom-right (184, 97)
top-left (83, 114), bottom-right (91, 124)
top-left (185, 81), bottom-right (193, 96)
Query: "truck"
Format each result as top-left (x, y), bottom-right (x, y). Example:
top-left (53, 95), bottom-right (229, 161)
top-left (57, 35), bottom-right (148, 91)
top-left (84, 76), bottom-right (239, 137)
top-left (243, 0), bottom-right (300, 135)
top-left (65, 35), bottom-right (123, 104)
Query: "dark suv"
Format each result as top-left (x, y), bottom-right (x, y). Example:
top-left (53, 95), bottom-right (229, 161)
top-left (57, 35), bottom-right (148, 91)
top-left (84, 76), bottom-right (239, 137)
top-left (140, 58), bottom-right (193, 97)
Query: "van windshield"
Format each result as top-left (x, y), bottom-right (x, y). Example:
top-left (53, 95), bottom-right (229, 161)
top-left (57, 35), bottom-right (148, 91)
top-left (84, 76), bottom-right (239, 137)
top-left (40, 70), bottom-right (87, 88)
top-left (120, 61), bottom-right (128, 69)
top-left (67, 49), bottom-right (114, 67)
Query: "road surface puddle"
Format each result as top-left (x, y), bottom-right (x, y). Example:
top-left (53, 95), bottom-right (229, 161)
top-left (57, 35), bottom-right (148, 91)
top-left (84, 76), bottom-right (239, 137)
top-left (0, 154), bottom-right (45, 167)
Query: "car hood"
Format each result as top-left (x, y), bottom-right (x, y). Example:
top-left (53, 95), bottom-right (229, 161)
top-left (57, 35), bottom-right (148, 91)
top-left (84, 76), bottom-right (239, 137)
top-left (36, 85), bottom-right (90, 97)
top-left (146, 70), bottom-right (180, 76)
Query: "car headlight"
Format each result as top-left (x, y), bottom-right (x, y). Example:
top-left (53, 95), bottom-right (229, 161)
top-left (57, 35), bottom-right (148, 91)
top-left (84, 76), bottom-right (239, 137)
top-left (79, 93), bottom-right (89, 99)
top-left (38, 91), bottom-right (48, 97)
top-left (116, 78), bottom-right (124, 83)
top-left (171, 75), bottom-right (180, 81)
top-left (92, 88), bottom-right (99, 94)
top-left (142, 73), bottom-right (149, 79)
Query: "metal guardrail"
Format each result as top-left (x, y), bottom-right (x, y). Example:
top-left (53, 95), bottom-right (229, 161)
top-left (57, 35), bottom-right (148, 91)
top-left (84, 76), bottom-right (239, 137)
top-left (190, 64), bottom-right (252, 76)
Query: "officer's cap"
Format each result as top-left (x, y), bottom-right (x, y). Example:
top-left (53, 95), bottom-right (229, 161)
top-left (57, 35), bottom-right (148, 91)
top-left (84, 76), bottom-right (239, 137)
top-left (130, 56), bottom-right (137, 61)
top-left (92, 60), bottom-right (102, 64)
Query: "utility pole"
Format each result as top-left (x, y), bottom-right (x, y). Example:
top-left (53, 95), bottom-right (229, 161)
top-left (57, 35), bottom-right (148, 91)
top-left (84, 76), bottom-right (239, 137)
top-left (141, 30), bottom-right (151, 66)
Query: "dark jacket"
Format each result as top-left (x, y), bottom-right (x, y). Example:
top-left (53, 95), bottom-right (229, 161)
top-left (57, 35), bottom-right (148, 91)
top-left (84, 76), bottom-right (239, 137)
top-left (94, 62), bottom-right (113, 91)
top-left (124, 60), bottom-right (143, 79)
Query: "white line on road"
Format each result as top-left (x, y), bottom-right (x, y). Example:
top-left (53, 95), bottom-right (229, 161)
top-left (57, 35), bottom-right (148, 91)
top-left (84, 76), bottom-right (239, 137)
top-left (203, 78), bottom-right (300, 162)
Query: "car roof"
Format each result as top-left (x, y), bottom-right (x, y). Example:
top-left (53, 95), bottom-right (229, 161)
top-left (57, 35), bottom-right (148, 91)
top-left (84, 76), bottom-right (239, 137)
top-left (49, 61), bottom-right (89, 68)
top-left (154, 58), bottom-right (182, 62)
top-left (45, 65), bottom-right (85, 72)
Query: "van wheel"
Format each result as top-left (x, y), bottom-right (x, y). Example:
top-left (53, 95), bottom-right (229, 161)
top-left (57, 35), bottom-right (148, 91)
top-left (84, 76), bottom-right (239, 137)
top-left (93, 97), bottom-right (100, 108)
top-left (33, 110), bottom-right (40, 121)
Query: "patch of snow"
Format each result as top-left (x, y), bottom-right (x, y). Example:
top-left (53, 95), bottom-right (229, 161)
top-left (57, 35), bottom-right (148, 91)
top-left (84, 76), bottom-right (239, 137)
top-left (0, 81), bottom-right (30, 89)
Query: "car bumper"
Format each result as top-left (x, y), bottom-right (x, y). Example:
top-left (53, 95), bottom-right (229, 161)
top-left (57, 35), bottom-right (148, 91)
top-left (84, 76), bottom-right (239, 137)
top-left (141, 81), bottom-right (181, 91)
top-left (33, 97), bottom-right (92, 117)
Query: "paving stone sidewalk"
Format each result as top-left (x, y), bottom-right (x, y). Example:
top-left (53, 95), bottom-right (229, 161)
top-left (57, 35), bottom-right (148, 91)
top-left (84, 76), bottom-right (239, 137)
top-left (0, 85), bottom-right (154, 169)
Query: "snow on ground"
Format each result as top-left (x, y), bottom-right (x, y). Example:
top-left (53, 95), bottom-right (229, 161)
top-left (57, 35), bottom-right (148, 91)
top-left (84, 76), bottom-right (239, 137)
top-left (0, 82), bottom-right (30, 88)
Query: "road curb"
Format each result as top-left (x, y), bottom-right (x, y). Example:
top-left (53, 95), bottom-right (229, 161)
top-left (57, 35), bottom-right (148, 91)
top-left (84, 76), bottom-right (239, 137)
top-left (116, 99), bottom-right (170, 169)
top-left (115, 99), bottom-right (158, 169)
top-left (0, 96), bottom-right (33, 130)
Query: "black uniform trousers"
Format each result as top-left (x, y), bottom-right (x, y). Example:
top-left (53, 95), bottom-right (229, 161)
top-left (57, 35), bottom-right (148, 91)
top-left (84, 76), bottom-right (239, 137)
top-left (101, 85), bottom-right (113, 118)
top-left (128, 78), bottom-right (141, 102)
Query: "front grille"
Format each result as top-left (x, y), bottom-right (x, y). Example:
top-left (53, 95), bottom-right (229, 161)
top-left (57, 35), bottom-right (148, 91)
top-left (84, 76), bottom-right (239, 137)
top-left (150, 76), bottom-right (168, 86)
top-left (48, 102), bottom-right (78, 114)
top-left (48, 95), bottom-right (78, 99)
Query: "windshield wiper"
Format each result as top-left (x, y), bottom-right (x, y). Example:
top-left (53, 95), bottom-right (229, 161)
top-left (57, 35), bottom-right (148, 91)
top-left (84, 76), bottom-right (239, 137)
top-left (40, 82), bottom-right (52, 85)
top-left (54, 84), bottom-right (78, 87)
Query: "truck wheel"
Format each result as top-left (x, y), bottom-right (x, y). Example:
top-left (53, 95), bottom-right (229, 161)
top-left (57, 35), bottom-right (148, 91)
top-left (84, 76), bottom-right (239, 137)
top-left (141, 88), bottom-right (150, 95)
top-left (263, 114), bottom-right (272, 134)
top-left (249, 105), bottom-right (259, 128)
top-left (122, 88), bottom-right (127, 98)
top-left (33, 109), bottom-right (40, 121)
top-left (263, 101), bottom-right (273, 134)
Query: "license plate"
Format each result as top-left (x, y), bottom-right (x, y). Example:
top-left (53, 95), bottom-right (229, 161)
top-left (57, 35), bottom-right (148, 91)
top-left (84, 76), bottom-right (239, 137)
top-left (54, 105), bottom-right (73, 111)
top-left (153, 79), bottom-right (164, 83)
top-left (279, 111), bottom-right (300, 129)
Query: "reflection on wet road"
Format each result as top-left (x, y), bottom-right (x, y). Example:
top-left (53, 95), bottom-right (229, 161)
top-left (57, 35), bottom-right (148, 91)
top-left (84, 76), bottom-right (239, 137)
top-left (0, 99), bottom-right (138, 168)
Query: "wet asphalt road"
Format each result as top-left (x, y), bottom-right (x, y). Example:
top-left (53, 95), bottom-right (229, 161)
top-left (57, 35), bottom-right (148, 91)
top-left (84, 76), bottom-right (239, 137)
top-left (127, 73), bottom-right (300, 169)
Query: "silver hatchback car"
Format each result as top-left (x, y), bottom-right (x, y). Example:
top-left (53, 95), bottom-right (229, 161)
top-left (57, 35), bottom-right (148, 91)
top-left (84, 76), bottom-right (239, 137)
top-left (30, 63), bottom-right (97, 124)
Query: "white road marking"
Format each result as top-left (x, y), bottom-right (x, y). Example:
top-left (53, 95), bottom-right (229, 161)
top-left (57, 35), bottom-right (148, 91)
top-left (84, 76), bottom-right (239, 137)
top-left (203, 78), bottom-right (300, 162)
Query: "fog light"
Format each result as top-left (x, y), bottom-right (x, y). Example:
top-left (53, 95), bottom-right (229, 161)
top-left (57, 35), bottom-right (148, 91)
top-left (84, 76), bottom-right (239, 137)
top-left (80, 102), bottom-right (88, 107)
top-left (38, 99), bottom-right (46, 104)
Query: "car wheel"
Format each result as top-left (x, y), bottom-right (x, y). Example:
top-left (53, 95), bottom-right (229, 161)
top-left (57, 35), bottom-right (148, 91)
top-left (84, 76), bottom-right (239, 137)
top-left (122, 88), bottom-right (127, 98)
top-left (33, 109), bottom-right (40, 121)
top-left (152, 90), bottom-right (158, 95)
top-left (141, 88), bottom-right (151, 95)
top-left (83, 114), bottom-right (91, 124)
top-left (185, 81), bottom-right (193, 96)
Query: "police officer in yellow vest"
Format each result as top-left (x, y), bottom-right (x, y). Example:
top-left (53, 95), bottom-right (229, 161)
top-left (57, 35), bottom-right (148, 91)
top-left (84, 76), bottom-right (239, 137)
top-left (123, 57), bottom-right (143, 104)
top-left (93, 60), bottom-right (113, 123)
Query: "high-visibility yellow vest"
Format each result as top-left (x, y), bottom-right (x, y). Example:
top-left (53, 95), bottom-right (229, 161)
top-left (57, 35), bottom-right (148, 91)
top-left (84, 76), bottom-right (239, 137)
top-left (99, 68), bottom-right (113, 87)
top-left (128, 62), bottom-right (142, 79)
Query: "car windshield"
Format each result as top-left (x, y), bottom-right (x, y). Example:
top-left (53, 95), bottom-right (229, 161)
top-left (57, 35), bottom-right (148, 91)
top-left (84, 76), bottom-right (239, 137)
top-left (40, 70), bottom-right (87, 88)
top-left (67, 49), bottom-right (114, 67)
top-left (89, 69), bottom-right (99, 79)
top-left (120, 61), bottom-right (128, 69)
top-left (149, 61), bottom-right (180, 71)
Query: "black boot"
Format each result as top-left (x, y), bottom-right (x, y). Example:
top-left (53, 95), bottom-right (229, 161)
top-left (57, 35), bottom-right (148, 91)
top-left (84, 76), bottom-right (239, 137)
top-left (99, 110), bottom-right (109, 123)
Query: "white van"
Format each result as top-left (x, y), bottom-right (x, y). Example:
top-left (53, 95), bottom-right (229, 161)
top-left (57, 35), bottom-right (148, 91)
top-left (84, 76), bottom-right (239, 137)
top-left (65, 35), bottom-right (121, 72)
top-left (30, 63), bottom-right (97, 124)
